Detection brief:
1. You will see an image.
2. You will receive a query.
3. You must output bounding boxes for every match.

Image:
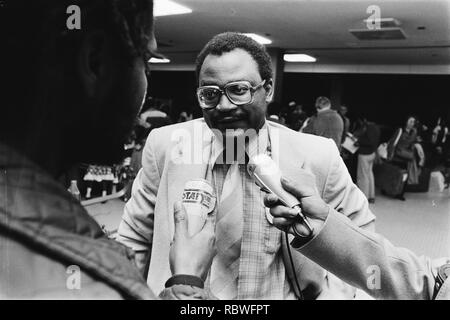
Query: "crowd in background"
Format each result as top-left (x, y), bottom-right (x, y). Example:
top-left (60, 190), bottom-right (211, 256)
top-left (78, 94), bottom-right (450, 204)
top-left (274, 98), bottom-right (450, 203)
top-left (77, 96), bottom-right (193, 201)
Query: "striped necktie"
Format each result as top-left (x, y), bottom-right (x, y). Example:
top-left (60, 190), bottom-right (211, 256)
top-left (209, 161), bottom-right (243, 299)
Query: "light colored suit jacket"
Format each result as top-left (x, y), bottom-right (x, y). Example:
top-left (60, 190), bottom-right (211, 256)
top-left (117, 119), bottom-right (376, 299)
top-left (299, 209), bottom-right (450, 300)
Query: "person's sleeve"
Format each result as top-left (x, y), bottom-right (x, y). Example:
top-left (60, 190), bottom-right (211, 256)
top-left (321, 139), bottom-right (376, 231)
top-left (296, 209), bottom-right (447, 299)
top-left (116, 131), bottom-right (161, 275)
top-left (365, 125), bottom-right (380, 150)
top-left (355, 127), bottom-right (370, 147)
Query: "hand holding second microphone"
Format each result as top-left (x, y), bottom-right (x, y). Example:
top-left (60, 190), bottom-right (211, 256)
top-left (248, 154), bottom-right (328, 239)
top-left (263, 171), bottom-right (330, 239)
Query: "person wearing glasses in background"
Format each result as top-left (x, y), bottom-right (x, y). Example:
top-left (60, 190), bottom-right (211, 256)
top-left (118, 32), bottom-right (376, 300)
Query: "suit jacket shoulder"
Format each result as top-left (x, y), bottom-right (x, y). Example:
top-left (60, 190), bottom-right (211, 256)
top-left (270, 122), bottom-right (351, 202)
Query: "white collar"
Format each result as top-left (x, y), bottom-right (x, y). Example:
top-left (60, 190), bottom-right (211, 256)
top-left (208, 122), bottom-right (270, 166)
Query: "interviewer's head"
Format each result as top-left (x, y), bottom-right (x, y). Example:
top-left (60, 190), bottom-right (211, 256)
top-left (0, 0), bottom-right (156, 175)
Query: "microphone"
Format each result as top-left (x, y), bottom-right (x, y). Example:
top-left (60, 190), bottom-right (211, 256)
top-left (247, 154), bottom-right (314, 238)
top-left (182, 179), bottom-right (216, 236)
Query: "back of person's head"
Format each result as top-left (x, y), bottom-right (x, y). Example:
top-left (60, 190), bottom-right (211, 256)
top-left (315, 96), bottom-right (331, 111)
top-left (0, 0), bottom-right (155, 168)
top-left (195, 32), bottom-right (273, 84)
top-left (354, 112), bottom-right (368, 130)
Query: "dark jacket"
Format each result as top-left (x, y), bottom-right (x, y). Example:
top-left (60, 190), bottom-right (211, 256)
top-left (302, 109), bottom-right (344, 150)
top-left (355, 122), bottom-right (381, 155)
top-left (0, 143), bottom-right (207, 299)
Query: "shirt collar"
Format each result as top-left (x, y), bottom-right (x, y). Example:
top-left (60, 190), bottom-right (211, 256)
top-left (208, 121), bottom-right (270, 166)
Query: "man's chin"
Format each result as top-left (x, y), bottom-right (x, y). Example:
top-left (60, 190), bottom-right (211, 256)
top-left (215, 122), bottom-right (248, 134)
top-left (222, 128), bottom-right (246, 138)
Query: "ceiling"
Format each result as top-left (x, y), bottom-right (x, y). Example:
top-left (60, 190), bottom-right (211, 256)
top-left (153, 0), bottom-right (450, 69)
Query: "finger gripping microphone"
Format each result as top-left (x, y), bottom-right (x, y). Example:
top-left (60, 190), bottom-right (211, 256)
top-left (247, 154), bottom-right (314, 237)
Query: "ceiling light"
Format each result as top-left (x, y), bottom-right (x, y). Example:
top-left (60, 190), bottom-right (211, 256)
top-left (149, 57), bottom-right (170, 63)
top-left (243, 33), bottom-right (272, 45)
top-left (283, 54), bottom-right (316, 63)
top-left (154, 0), bottom-right (192, 17)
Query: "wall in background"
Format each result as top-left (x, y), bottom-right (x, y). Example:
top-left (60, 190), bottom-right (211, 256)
top-left (283, 73), bottom-right (450, 128)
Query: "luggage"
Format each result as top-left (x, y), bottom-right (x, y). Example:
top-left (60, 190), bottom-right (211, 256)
top-left (404, 167), bottom-right (432, 193)
top-left (374, 162), bottom-right (407, 196)
top-left (428, 171), bottom-right (446, 192)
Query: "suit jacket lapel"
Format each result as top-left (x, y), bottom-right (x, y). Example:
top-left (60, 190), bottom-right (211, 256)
top-left (149, 121), bottom-right (213, 292)
top-left (269, 122), bottom-right (305, 179)
top-left (166, 121), bottom-right (214, 234)
top-left (269, 122), bottom-right (325, 299)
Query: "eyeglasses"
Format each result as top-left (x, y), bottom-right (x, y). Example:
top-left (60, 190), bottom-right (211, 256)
top-left (197, 80), bottom-right (266, 110)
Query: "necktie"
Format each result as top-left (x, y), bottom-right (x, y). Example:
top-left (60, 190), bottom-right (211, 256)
top-left (209, 161), bottom-right (243, 299)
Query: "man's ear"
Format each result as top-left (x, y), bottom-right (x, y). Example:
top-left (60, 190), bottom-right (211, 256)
top-left (264, 78), bottom-right (274, 103)
top-left (77, 31), bottom-right (107, 98)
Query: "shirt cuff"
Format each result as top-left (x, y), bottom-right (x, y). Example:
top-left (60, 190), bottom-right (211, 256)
top-left (290, 207), bottom-right (331, 249)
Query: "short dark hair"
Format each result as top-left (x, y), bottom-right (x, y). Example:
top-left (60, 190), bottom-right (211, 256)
top-left (0, 0), bottom-right (154, 134)
top-left (195, 32), bottom-right (273, 84)
top-left (405, 115), bottom-right (417, 125)
top-left (1, 0), bottom-right (155, 60)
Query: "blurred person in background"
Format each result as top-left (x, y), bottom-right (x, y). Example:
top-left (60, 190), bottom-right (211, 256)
top-left (353, 115), bottom-right (380, 203)
top-left (267, 101), bottom-right (284, 124)
top-left (302, 96), bottom-right (344, 151)
top-left (137, 97), bottom-right (172, 138)
top-left (177, 110), bottom-right (193, 123)
top-left (431, 117), bottom-right (449, 166)
top-left (378, 116), bottom-right (424, 201)
top-left (395, 116), bottom-right (419, 184)
top-left (288, 101), bottom-right (308, 131)
top-left (430, 117), bottom-right (450, 188)
top-left (338, 105), bottom-right (351, 143)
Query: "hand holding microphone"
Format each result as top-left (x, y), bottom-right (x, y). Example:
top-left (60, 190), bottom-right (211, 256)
top-left (248, 154), bottom-right (329, 239)
top-left (169, 201), bottom-right (216, 281)
top-left (264, 176), bottom-right (329, 239)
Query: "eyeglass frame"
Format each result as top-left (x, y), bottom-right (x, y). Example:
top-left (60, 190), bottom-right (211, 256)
top-left (196, 79), bottom-right (268, 110)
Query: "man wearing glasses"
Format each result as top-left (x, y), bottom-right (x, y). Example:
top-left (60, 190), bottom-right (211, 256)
top-left (118, 32), bottom-right (376, 300)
